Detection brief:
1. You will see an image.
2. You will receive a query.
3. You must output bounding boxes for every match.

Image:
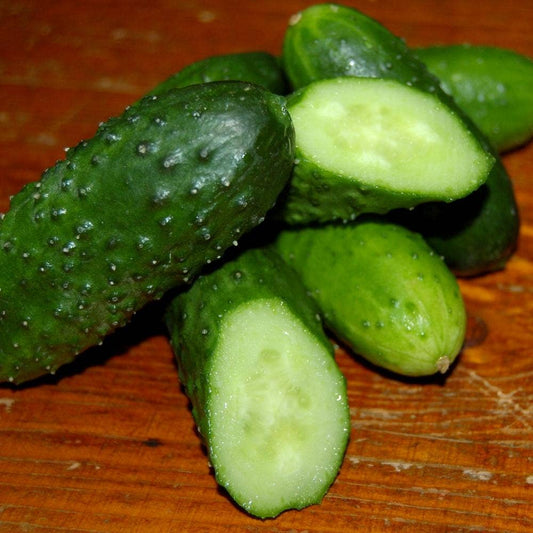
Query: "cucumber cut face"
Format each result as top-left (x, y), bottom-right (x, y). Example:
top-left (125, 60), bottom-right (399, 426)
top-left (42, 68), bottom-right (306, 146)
top-left (289, 77), bottom-right (491, 199)
top-left (208, 298), bottom-right (349, 518)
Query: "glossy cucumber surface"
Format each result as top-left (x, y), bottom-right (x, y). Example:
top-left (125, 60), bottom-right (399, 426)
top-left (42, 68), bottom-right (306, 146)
top-left (416, 44), bottom-right (533, 153)
top-left (0, 81), bottom-right (294, 384)
top-left (275, 218), bottom-right (467, 377)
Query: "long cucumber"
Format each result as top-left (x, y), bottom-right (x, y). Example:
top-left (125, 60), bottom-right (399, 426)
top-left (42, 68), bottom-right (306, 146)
top-left (0, 81), bottom-right (294, 384)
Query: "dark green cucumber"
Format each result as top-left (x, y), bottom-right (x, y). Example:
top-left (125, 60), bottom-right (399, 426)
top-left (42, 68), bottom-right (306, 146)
top-left (388, 155), bottom-right (519, 276)
top-left (274, 218), bottom-right (467, 377)
top-left (281, 3), bottom-right (519, 276)
top-left (147, 51), bottom-right (288, 96)
top-left (0, 81), bottom-right (294, 385)
top-left (165, 247), bottom-right (350, 518)
top-left (415, 44), bottom-right (533, 153)
top-left (279, 76), bottom-right (492, 225)
top-left (283, 4), bottom-right (435, 92)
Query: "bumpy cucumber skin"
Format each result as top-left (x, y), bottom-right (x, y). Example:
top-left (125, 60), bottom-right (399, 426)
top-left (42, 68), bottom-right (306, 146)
top-left (0, 81), bottom-right (295, 385)
top-left (415, 44), bottom-right (533, 153)
top-left (281, 3), bottom-right (519, 276)
top-left (147, 51), bottom-right (288, 96)
top-left (283, 4), bottom-right (438, 94)
top-left (274, 218), bottom-right (467, 377)
top-left (165, 247), bottom-right (350, 518)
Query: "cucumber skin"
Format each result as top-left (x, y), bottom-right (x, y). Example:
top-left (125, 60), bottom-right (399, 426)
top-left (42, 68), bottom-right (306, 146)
top-left (165, 246), bottom-right (349, 517)
top-left (147, 51), bottom-right (288, 96)
top-left (0, 81), bottom-right (295, 385)
top-left (274, 218), bottom-right (467, 377)
top-left (389, 156), bottom-right (519, 277)
top-left (281, 3), bottom-right (519, 276)
top-left (415, 44), bottom-right (533, 153)
top-left (283, 4), bottom-right (438, 95)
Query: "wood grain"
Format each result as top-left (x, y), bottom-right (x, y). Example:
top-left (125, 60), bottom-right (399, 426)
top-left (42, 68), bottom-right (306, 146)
top-left (0, 1), bottom-right (532, 531)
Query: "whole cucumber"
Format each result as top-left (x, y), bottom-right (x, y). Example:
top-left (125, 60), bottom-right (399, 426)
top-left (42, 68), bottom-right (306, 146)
top-left (389, 156), bottom-right (519, 276)
top-left (281, 3), bottom-right (519, 276)
top-left (274, 218), bottom-right (467, 377)
top-left (415, 44), bottom-right (533, 153)
top-left (0, 81), bottom-right (294, 384)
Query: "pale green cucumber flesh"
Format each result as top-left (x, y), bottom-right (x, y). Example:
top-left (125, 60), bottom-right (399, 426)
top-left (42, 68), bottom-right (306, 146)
top-left (207, 298), bottom-right (349, 518)
top-left (289, 77), bottom-right (491, 201)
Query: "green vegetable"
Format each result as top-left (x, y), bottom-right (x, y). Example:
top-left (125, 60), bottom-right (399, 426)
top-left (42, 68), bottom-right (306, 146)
top-left (281, 3), bottom-right (519, 276)
top-left (165, 247), bottom-right (350, 518)
top-left (147, 51), bottom-right (288, 96)
top-left (277, 76), bottom-right (493, 225)
top-left (274, 218), bottom-right (467, 377)
top-left (0, 81), bottom-right (295, 384)
top-left (388, 156), bottom-right (519, 277)
top-left (415, 44), bottom-right (533, 153)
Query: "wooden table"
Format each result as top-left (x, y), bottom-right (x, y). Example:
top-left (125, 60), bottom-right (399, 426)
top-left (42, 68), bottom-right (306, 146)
top-left (0, 1), bottom-right (531, 531)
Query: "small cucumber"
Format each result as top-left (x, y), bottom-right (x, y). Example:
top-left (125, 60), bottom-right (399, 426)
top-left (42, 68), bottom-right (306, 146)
top-left (0, 81), bottom-right (295, 384)
top-left (274, 218), bottom-right (467, 377)
top-left (147, 51), bottom-right (288, 96)
top-left (165, 247), bottom-right (350, 518)
top-left (388, 155), bottom-right (520, 276)
top-left (278, 76), bottom-right (493, 225)
top-left (415, 44), bottom-right (533, 153)
top-left (281, 3), bottom-right (519, 276)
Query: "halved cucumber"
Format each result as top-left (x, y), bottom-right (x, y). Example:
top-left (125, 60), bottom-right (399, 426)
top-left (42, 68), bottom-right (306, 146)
top-left (210, 298), bottom-right (348, 516)
top-left (278, 76), bottom-right (493, 225)
top-left (165, 247), bottom-right (350, 518)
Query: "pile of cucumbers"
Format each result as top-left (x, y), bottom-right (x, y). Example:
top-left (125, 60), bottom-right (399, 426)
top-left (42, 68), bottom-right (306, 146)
top-left (1, 2), bottom-right (532, 519)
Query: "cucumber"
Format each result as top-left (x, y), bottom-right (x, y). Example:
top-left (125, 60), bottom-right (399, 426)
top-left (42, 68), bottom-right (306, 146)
top-left (277, 76), bottom-right (493, 225)
top-left (274, 217), bottom-right (467, 377)
top-left (147, 51), bottom-right (288, 96)
top-left (165, 246), bottom-right (350, 518)
top-left (0, 81), bottom-right (295, 385)
top-left (281, 3), bottom-right (519, 276)
top-left (282, 3), bottom-right (457, 95)
top-left (388, 155), bottom-right (519, 276)
top-left (415, 44), bottom-right (533, 153)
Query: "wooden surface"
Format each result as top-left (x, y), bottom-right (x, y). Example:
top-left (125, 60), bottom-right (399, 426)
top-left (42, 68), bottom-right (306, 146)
top-left (0, 1), bottom-right (532, 531)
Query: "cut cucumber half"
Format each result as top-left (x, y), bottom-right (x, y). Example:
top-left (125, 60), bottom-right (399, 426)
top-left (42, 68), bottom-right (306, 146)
top-left (280, 76), bottom-right (494, 225)
top-left (165, 247), bottom-right (350, 518)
